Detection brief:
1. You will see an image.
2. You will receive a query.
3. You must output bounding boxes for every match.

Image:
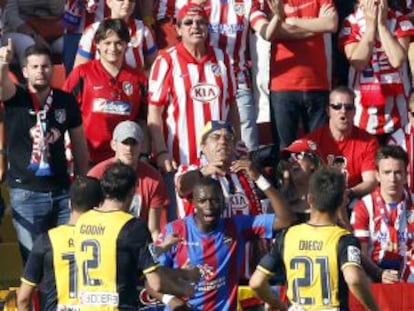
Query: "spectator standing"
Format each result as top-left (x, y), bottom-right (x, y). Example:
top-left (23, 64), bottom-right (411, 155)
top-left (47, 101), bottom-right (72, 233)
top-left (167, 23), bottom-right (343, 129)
top-left (249, 167), bottom-right (382, 311)
top-left (147, 4), bottom-right (239, 220)
top-left (73, 0), bottom-right (157, 71)
top-left (153, 0), bottom-right (283, 151)
top-left (88, 120), bottom-right (168, 241)
top-left (63, 19), bottom-right (148, 165)
top-left (269, 0), bottom-right (338, 148)
top-left (0, 41), bottom-right (89, 263)
top-left (148, 4), bottom-right (240, 170)
top-left (351, 145), bottom-right (414, 282)
top-left (306, 86), bottom-right (379, 203)
top-left (17, 176), bottom-right (103, 311)
top-left (339, 0), bottom-right (414, 143)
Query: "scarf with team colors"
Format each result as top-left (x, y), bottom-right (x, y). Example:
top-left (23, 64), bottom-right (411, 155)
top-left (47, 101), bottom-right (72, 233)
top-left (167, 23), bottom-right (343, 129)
top-left (27, 90), bottom-right (54, 176)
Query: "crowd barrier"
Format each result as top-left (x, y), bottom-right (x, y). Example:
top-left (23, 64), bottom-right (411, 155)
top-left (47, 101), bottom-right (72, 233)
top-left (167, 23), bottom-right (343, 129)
top-left (1, 283), bottom-right (414, 310)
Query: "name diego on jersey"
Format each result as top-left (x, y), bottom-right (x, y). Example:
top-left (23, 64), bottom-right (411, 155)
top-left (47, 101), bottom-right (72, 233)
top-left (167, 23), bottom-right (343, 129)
top-left (92, 98), bottom-right (132, 115)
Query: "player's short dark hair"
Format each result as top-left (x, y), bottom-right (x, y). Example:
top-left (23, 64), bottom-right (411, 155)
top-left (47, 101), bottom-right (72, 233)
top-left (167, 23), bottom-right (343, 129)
top-left (376, 145), bottom-right (408, 168)
top-left (22, 43), bottom-right (52, 66)
top-left (70, 176), bottom-right (103, 212)
top-left (94, 18), bottom-right (131, 44)
top-left (192, 177), bottom-right (225, 209)
top-left (101, 162), bottom-right (137, 202)
top-left (308, 167), bottom-right (345, 215)
top-left (330, 85), bottom-right (356, 102)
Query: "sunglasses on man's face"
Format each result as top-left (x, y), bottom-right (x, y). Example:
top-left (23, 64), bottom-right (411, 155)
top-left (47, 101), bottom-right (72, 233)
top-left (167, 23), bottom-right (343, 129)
top-left (181, 18), bottom-right (207, 26)
top-left (329, 103), bottom-right (355, 111)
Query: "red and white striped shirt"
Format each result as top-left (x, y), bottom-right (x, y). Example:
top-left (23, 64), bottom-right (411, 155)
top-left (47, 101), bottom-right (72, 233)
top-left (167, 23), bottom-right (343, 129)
top-left (387, 123), bottom-right (414, 193)
top-left (148, 43), bottom-right (236, 165)
top-left (351, 188), bottom-right (414, 281)
top-left (175, 157), bottom-right (263, 218)
top-left (77, 17), bottom-right (157, 69)
top-left (154, 0), bottom-right (267, 86)
top-left (65, 0), bottom-right (110, 34)
top-left (339, 8), bottom-right (414, 135)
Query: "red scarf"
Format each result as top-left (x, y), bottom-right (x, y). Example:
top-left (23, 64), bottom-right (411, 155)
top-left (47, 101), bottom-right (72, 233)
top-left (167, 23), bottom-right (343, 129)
top-left (27, 90), bottom-right (54, 176)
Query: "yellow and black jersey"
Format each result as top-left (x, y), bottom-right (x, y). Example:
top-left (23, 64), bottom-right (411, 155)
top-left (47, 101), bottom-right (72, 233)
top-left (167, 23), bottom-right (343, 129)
top-left (74, 209), bottom-right (159, 310)
top-left (258, 223), bottom-right (362, 311)
top-left (21, 224), bottom-right (78, 311)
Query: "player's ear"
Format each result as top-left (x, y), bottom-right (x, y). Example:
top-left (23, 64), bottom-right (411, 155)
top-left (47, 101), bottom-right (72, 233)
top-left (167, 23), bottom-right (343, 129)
top-left (306, 193), bottom-right (315, 206)
top-left (110, 140), bottom-right (117, 152)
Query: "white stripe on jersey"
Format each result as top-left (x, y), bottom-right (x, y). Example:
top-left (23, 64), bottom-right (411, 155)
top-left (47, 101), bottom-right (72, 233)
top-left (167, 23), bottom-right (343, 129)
top-left (78, 19), bottom-right (155, 69)
top-left (148, 45), bottom-right (235, 165)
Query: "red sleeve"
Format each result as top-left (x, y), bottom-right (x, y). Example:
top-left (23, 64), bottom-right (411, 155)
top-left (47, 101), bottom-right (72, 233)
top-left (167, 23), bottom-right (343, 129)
top-left (147, 53), bottom-right (172, 107)
top-left (62, 66), bottom-right (84, 106)
top-left (338, 16), bottom-right (359, 51)
top-left (249, 0), bottom-right (267, 29)
top-left (351, 200), bottom-right (371, 243)
top-left (87, 159), bottom-right (112, 178)
top-left (394, 12), bottom-right (414, 38)
top-left (146, 173), bottom-right (169, 209)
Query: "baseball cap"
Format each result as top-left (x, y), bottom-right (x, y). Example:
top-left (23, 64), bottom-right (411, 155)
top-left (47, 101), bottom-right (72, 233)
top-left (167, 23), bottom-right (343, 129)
top-left (280, 138), bottom-right (320, 159)
top-left (200, 120), bottom-right (235, 144)
top-left (176, 3), bottom-right (208, 22)
top-left (112, 121), bottom-right (144, 144)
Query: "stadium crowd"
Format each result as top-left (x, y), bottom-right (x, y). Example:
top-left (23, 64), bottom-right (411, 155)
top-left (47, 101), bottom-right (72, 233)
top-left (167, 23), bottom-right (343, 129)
top-left (0, 0), bottom-right (413, 310)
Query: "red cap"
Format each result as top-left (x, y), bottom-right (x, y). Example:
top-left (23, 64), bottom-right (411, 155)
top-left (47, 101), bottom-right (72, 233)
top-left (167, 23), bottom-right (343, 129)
top-left (281, 138), bottom-right (320, 158)
top-left (176, 3), bottom-right (208, 22)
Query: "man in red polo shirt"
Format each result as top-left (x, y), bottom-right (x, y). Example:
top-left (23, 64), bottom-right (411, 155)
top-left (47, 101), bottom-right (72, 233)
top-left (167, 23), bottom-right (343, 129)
top-left (306, 86), bottom-right (378, 205)
top-left (88, 120), bottom-right (168, 241)
top-left (64, 18), bottom-right (147, 165)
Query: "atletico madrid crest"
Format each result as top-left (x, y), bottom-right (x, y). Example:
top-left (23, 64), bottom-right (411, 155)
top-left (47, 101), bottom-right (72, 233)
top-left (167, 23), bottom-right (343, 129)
top-left (210, 64), bottom-right (222, 76)
top-left (54, 109), bottom-right (66, 124)
top-left (123, 82), bottom-right (134, 96)
top-left (234, 3), bottom-right (245, 16)
top-left (129, 34), bottom-right (141, 48)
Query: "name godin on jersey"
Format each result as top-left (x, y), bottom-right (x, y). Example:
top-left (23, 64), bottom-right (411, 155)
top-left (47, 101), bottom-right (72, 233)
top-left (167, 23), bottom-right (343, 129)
top-left (92, 98), bottom-right (132, 115)
top-left (190, 83), bottom-right (221, 102)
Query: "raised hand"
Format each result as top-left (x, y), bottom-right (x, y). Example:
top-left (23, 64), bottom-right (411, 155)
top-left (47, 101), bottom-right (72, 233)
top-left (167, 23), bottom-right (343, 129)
top-left (319, 4), bottom-right (336, 18)
top-left (267, 0), bottom-right (283, 17)
top-left (377, 0), bottom-right (388, 26)
top-left (362, 0), bottom-right (379, 27)
top-left (230, 158), bottom-right (261, 181)
top-left (0, 38), bottom-right (14, 65)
